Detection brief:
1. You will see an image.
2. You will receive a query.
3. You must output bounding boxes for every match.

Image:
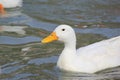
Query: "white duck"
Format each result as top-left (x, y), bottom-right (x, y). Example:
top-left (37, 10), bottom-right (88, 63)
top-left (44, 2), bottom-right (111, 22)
top-left (41, 25), bottom-right (120, 73)
top-left (0, 0), bottom-right (22, 14)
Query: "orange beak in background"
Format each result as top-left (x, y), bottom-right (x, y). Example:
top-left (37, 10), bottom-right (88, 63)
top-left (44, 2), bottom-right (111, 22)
top-left (41, 32), bottom-right (58, 43)
top-left (0, 3), bottom-right (5, 14)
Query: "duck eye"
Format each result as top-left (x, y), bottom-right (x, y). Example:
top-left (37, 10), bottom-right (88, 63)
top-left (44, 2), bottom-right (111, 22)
top-left (62, 29), bottom-right (65, 31)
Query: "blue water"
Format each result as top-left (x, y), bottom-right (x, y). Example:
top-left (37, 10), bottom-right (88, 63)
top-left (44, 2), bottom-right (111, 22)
top-left (0, 0), bottom-right (120, 80)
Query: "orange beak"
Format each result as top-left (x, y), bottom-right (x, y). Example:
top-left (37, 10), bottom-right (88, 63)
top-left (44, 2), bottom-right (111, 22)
top-left (0, 3), bottom-right (5, 14)
top-left (41, 32), bottom-right (58, 43)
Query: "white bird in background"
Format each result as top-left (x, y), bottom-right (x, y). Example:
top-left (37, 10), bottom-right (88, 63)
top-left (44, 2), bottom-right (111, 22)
top-left (0, 0), bottom-right (22, 14)
top-left (41, 25), bottom-right (120, 73)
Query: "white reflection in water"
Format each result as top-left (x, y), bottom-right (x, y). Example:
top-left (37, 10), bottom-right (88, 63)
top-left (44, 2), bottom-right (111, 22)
top-left (21, 47), bottom-right (31, 52)
top-left (59, 66), bottom-right (120, 80)
top-left (0, 25), bottom-right (27, 35)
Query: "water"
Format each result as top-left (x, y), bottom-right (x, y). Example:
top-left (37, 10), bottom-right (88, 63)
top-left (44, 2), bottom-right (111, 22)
top-left (0, 0), bottom-right (120, 80)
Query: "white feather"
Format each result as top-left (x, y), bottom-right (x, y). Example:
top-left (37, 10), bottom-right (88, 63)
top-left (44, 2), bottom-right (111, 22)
top-left (0, 0), bottom-right (22, 8)
top-left (54, 25), bottom-right (120, 73)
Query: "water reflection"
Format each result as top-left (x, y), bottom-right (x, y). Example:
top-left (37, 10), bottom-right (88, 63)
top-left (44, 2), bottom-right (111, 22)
top-left (0, 36), bottom-right (41, 44)
top-left (0, 25), bottom-right (27, 35)
top-left (59, 67), bottom-right (120, 80)
top-left (24, 0), bottom-right (120, 25)
top-left (28, 56), bottom-right (58, 65)
top-left (0, 0), bottom-right (120, 80)
top-left (0, 33), bottom-right (120, 80)
top-left (0, 8), bottom-right (22, 18)
top-left (75, 28), bottom-right (120, 38)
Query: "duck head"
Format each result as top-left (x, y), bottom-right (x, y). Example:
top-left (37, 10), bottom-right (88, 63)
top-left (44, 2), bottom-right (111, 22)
top-left (41, 25), bottom-right (76, 44)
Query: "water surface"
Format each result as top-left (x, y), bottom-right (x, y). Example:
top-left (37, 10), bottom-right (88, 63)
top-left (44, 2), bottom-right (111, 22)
top-left (0, 0), bottom-right (120, 80)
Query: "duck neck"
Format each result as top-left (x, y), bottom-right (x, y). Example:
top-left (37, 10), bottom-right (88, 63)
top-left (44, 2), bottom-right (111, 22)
top-left (64, 38), bottom-right (76, 54)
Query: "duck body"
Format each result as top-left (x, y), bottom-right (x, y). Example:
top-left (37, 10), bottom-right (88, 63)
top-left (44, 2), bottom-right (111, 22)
top-left (0, 0), bottom-right (22, 8)
top-left (42, 25), bottom-right (120, 73)
top-left (58, 36), bottom-right (120, 73)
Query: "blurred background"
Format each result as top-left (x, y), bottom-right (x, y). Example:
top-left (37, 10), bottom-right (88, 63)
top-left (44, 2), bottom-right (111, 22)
top-left (0, 0), bottom-right (120, 80)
